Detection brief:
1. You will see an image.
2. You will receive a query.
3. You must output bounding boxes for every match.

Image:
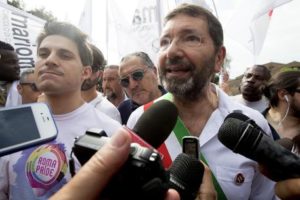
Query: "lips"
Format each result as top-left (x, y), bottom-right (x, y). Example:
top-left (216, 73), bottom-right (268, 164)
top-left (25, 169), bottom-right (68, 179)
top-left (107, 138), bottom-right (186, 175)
top-left (38, 69), bottom-right (64, 77)
top-left (165, 65), bottom-right (191, 78)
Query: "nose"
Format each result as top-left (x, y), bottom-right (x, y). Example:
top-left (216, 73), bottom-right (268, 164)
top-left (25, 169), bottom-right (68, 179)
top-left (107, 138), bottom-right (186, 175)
top-left (45, 52), bottom-right (58, 68)
top-left (163, 40), bottom-right (184, 60)
top-left (128, 76), bottom-right (139, 90)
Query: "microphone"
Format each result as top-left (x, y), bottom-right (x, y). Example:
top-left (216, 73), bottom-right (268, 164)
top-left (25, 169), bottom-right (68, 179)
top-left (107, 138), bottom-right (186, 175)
top-left (73, 100), bottom-right (178, 165)
top-left (218, 112), bottom-right (300, 181)
top-left (168, 153), bottom-right (204, 200)
top-left (130, 100), bottom-right (178, 148)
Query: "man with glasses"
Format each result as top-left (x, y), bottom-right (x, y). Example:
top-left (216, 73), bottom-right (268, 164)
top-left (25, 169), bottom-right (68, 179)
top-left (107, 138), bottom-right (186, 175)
top-left (232, 65), bottom-right (271, 112)
top-left (127, 4), bottom-right (276, 199)
top-left (17, 68), bottom-right (41, 104)
top-left (118, 51), bottom-right (166, 124)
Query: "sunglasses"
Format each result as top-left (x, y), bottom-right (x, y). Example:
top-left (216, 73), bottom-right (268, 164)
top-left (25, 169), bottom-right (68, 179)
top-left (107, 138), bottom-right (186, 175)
top-left (120, 69), bottom-right (147, 88)
top-left (20, 82), bottom-right (39, 92)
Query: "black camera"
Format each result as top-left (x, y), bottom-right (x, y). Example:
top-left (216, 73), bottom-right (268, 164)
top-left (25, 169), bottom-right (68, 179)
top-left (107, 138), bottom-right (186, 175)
top-left (72, 128), bottom-right (169, 200)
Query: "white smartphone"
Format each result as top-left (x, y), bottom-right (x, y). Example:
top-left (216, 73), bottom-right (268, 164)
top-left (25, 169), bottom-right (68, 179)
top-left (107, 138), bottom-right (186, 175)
top-left (0, 103), bottom-right (57, 157)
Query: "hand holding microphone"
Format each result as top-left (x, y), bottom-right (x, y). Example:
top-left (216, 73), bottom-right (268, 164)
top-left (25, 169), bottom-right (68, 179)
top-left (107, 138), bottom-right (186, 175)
top-left (50, 129), bottom-right (180, 200)
top-left (71, 100), bottom-right (208, 199)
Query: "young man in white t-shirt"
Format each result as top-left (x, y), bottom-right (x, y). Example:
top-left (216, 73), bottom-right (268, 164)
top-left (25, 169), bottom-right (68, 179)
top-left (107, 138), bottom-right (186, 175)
top-left (0, 22), bottom-right (121, 199)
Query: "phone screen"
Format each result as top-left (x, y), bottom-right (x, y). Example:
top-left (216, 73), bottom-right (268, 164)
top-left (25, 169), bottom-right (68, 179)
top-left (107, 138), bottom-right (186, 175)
top-left (0, 107), bottom-right (40, 148)
top-left (183, 137), bottom-right (199, 159)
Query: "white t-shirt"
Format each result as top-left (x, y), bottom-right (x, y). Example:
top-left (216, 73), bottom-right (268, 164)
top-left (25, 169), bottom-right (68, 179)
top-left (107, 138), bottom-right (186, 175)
top-left (89, 92), bottom-right (121, 123)
top-left (5, 81), bottom-right (22, 107)
top-left (0, 103), bottom-right (121, 199)
top-left (232, 94), bottom-right (269, 113)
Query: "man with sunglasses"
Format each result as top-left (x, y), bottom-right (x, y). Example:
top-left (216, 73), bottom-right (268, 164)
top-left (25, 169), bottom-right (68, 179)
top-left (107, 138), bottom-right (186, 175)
top-left (127, 4), bottom-right (276, 199)
top-left (17, 68), bottom-right (42, 104)
top-left (118, 51), bottom-right (166, 124)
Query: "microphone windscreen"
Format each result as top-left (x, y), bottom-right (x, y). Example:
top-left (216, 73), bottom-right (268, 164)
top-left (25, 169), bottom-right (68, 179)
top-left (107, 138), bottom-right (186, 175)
top-left (217, 117), bottom-right (245, 150)
top-left (169, 153), bottom-right (204, 200)
top-left (133, 100), bottom-right (178, 148)
top-left (224, 112), bottom-right (250, 121)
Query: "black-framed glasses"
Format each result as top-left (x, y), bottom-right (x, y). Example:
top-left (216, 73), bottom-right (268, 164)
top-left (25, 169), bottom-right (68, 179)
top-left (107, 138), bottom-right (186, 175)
top-left (20, 82), bottom-right (39, 92)
top-left (120, 69), bottom-right (147, 88)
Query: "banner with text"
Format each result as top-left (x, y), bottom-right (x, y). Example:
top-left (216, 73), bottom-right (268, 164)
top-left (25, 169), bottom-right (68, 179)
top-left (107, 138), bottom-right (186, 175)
top-left (0, 1), bottom-right (45, 68)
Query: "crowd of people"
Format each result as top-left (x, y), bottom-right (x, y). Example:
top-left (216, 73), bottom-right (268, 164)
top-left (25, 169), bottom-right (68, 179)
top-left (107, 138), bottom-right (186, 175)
top-left (0, 3), bottom-right (300, 200)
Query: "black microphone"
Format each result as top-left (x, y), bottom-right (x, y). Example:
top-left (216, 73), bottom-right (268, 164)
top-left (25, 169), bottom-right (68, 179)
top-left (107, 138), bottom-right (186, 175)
top-left (276, 138), bottom-right (294, 151)
top-left (168, 153), bottom-right (204, 200)
top-left (130, 100), bottom-right (178, 148)
top-left (218, 112), bottom-right (300, 181)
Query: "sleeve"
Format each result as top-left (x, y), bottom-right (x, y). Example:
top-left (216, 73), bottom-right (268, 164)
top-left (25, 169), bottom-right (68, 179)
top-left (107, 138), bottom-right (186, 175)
top-left (0, 157), bottom-right (10, 200)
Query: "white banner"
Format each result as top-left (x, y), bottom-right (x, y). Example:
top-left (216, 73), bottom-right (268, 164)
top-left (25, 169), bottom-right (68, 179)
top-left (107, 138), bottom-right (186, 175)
top-left (0, 1), bottom-right (45, 68)
top-left (108, 0), bottom-right (162, 64)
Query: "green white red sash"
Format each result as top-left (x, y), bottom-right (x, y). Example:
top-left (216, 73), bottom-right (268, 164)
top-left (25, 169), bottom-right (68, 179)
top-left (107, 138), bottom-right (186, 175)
top-left (143, 92), bottom-right (228, 200)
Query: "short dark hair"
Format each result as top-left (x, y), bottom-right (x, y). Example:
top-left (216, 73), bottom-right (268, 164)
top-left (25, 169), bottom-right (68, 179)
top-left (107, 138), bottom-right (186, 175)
top-left (164, 4), bottom-right (223, 50)
top-left (121, 51), bottom-right (154, 68)
top-left (0, 41), bottom-right (14, 51)
top-left (36, 21), bottom-right (93, 66)
top-left (264, 70), bottom-right (300, 107)
top-left (104, 64), bottom-right (119, 70)
top-left (254, 65), bottom-right (271, 81)
top-left (89, 44), bottom-right (106, 73)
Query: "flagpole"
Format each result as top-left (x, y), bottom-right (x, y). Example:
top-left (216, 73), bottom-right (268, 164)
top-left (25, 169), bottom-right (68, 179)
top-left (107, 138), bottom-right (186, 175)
top-left (105, 0), bottom-right (109, 62)
top-left (211, 0), bottom-right (219, 19)
top-left (156, 0), bottom-right (162, 36)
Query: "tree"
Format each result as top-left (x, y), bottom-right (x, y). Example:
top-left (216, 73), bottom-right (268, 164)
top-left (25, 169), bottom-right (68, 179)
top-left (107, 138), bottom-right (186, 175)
top-left (28, 7), bottom-right (57, 22)
top-left (7, 0), bottom-right (57, 22)
top-left (7, 0), bottom-right (25, 10)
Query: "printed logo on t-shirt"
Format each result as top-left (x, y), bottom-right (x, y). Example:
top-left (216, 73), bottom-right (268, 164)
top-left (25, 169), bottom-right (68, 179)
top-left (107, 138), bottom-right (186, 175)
top-left (26, 144), bottom-right (68, 196)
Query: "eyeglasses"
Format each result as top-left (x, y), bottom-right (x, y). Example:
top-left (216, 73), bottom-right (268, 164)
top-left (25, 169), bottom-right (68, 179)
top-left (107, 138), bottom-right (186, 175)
top-left (295, 88), bottom-right (300, 93)
top-left (20, 82), bottom-right (39, 92)
top-left (120, 69), bottom-right (147, 88)
top-left (159, 33), bottom-right (203, 51)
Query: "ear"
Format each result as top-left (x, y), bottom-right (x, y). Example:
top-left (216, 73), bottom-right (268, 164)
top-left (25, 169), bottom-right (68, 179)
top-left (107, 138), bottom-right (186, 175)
top-left (214, 46), bottom-right (226, 73)
top-left (97, 70), bottom-right (103, 79)
top-left (17, 84), bottom-right (23, 95)
top-left (81, 66), bottom-right (92, 81)
top-left (278, 89), bottom-right (289, 102)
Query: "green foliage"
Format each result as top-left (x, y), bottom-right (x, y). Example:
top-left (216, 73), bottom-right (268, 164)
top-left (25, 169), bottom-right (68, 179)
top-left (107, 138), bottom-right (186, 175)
top-left (28, 7), bottom-right (57, 22)
top-left (7, 0), bottom-right (57, 22)
top-left (7, 0), bottom-right (24, 10)
top-left (280, 66), bottom-right (300, 72)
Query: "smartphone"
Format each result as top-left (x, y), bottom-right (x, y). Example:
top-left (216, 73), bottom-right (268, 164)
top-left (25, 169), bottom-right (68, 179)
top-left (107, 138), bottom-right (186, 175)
top-left (182, 136), bottom-right (199, 160)
top-left (0, 103), bottom-right (57, 157)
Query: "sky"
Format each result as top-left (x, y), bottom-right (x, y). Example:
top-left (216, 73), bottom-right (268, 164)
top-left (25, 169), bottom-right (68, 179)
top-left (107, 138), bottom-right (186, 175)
top-left (21, 0), bottom-right (300, 78)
